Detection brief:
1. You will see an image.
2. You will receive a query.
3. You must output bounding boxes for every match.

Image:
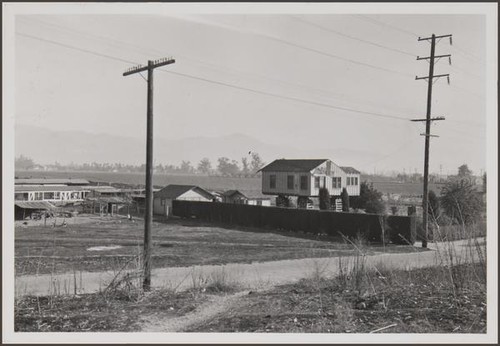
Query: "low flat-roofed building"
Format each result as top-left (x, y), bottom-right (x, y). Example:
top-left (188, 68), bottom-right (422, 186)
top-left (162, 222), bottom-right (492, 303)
top-left (15, 185), bottom-right (90, 203)
top-left (15, 178), bottom-right (90, 186)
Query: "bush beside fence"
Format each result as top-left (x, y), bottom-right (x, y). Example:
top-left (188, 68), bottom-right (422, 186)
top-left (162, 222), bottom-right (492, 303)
top-left (172, 201), bottom-right (416, 245)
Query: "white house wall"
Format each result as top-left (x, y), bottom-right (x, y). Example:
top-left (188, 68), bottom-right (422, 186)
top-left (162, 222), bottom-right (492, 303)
top-left (153, 189), bottom-right (213, 217)
top-left (153, 198), bottom-right (171, 216)
top-left (345, 173), bottom-right (361, 196)
top-left (262, 160), bottom-right (360, 197)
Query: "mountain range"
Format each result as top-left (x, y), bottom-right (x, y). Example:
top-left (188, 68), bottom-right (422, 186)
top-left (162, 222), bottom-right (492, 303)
top-left (14, 125), bottom-right (377, 170)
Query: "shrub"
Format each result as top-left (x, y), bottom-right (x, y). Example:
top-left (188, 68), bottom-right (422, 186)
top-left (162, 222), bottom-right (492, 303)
top-left (351, 182), bottom-right (385, 214)
top-left (319, 188), bottom-right (331, 210)
top-left (427, 189), bottom-right (441, 224)
top-left (341, 188), bottom-right (349, 212)
top-left (440, 178), bottom-right (484, 225)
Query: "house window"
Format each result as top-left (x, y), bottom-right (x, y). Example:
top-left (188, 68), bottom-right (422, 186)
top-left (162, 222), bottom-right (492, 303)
top-left (270, 175), bottom-right (276, 189)
top-left (354, 177), bottom-right (358, 185)
top-left (34, 192), bottom-right (43, 200)
top-left (54, 192), bottom-right (61, 199)
top-left (314, 177), bottom-right (320, 189)
top-left (332, 177), bottom-right (341, 188)
top-left (300, 176), bottom-right (308, 190)
top-left (287, 175), bottom-right (294, 190)
top-left (347, 177), bottom-right (351, 186)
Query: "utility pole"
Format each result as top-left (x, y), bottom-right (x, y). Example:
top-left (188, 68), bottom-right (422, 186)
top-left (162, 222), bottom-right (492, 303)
top-left (413, 34), bottom-right (451, 248)
top-left (123, 57), bottom-right (175, 290)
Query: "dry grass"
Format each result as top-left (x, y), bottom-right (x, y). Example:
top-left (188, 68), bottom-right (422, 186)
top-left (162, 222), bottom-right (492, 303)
top-left (188, 226), bottom-right (487, 334)
top-left (187, 261), bottom-right (486, 333)
top-left (14, 287), bottom-right (209, 332)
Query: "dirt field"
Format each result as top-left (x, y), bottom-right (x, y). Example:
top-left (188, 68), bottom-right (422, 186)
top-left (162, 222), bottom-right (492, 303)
top-left (15, 214), bottom-right (420, 276)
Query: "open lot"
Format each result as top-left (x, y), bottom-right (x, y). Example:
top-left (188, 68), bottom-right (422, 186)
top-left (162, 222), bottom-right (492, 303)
top-left (14, 261), bottom-right (486, 333)
top-left (14, 214), bottom-right (486, 334)
top-left (15, 214), bottom-right (422, 276)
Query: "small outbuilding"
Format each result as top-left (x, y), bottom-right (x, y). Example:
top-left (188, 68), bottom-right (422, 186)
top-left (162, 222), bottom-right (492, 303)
top-left (153, 184), bottom-right (214, 217)
top-left (14, 201), bottom-right (57, 220)
top-left (221, 190), bottom-right (248, 204)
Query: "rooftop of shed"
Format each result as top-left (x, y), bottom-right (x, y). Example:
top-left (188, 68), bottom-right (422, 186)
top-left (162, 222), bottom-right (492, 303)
top-left (154, 184), bottom-right (214, 200)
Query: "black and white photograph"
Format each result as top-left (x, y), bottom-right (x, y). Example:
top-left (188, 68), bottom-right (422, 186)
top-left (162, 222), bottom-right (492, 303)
top-left (2, 2), bottom-right (497, 344)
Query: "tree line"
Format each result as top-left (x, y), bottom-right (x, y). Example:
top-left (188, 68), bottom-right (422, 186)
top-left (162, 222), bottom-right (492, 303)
top-left (14, 153), bottom-right (266, 177)
top-left (317, 163), bottom-right (486, 228)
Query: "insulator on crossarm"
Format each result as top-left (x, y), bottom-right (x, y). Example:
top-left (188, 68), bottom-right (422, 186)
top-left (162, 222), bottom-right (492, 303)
top-left (447, 76), bottom-right (450, 85)
top-left (449, 57), bottom-right (452, 65)
top-left (449, 37), bottom-right (453, 45)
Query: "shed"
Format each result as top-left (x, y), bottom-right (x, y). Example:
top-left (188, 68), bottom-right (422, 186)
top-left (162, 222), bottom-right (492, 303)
top-left (14, 201), bottom-right (57, 220)
top-left (153, 185), bottom-right (214, 217)
top-left (221, 190), bottom-right (248, 204)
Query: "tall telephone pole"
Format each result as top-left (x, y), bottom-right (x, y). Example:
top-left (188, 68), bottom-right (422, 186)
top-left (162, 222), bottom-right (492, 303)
top-left (123, 57), bottom-right (175, 290)
top-left (413, 34), bottom-right (451, 248)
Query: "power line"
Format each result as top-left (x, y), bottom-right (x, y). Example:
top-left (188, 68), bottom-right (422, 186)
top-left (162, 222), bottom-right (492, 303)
top-left (451, 44), bottom-right (485, 65)
top-left (357, 137), bottom-right (420, 168)
top-left (160, 69), bottom-right (412, 121)
top-left (19, 17), bottom-right (422, 117)
top-left (17, 17), bottom-right (157, 58)
top-left (174, 15), bottom-right (414, 78)
top-left (17, 31), bottom-right (415, 123)
top-left (240, 27), bottom-right (414, 78)
top-left (17, 32), bottom-right (137, 65)
top-left (25, 17), bottom-right (486, 118)
top-left (354, 15), bottom-right (419, 38)
top-left (352, 14), bottom-right (487, 68)
top-left (448, 84), bottom-right (485, 100)
top-left (293, 16), bottom-right (417, 57)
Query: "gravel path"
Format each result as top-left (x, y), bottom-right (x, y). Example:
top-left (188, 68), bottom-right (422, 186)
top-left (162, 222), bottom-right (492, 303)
top-left (14, 237), bottom-right (484, 298)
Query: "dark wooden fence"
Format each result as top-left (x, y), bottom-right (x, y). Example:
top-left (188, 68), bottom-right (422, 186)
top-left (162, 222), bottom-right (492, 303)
top-left (172, 201), bottom-right (416, 245)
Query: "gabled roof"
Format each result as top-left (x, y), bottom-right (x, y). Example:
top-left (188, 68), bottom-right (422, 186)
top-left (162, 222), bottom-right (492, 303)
top-left (340, 166), bottom-right (361, 174)
top-left (15, 201), bottom-right (57, 210)
top-left (222, 190), bottom-right (247, 198)
top-left (259, 159), bottom-right (329, 173)
top-left (154, 184), bottom-right (214, 200)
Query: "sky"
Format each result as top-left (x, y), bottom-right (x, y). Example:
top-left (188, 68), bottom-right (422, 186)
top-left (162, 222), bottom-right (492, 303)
top-left (8, 3), bottom-right (497, 175)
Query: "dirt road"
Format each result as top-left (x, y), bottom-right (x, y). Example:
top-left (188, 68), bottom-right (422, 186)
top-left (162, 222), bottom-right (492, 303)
top-left (14, 238), bottom-right (484, 298)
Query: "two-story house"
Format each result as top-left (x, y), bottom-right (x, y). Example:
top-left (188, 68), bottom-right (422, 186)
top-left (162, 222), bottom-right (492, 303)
top-left (259, 159), bottom-right (360, 207)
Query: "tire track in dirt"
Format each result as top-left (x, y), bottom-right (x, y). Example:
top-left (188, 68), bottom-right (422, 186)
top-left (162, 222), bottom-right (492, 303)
top-left (140, 290), bottom-right (250, 332)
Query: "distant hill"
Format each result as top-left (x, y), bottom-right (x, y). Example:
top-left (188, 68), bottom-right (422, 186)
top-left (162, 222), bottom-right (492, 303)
top-left (14, 125), bottom-right (377, 168)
